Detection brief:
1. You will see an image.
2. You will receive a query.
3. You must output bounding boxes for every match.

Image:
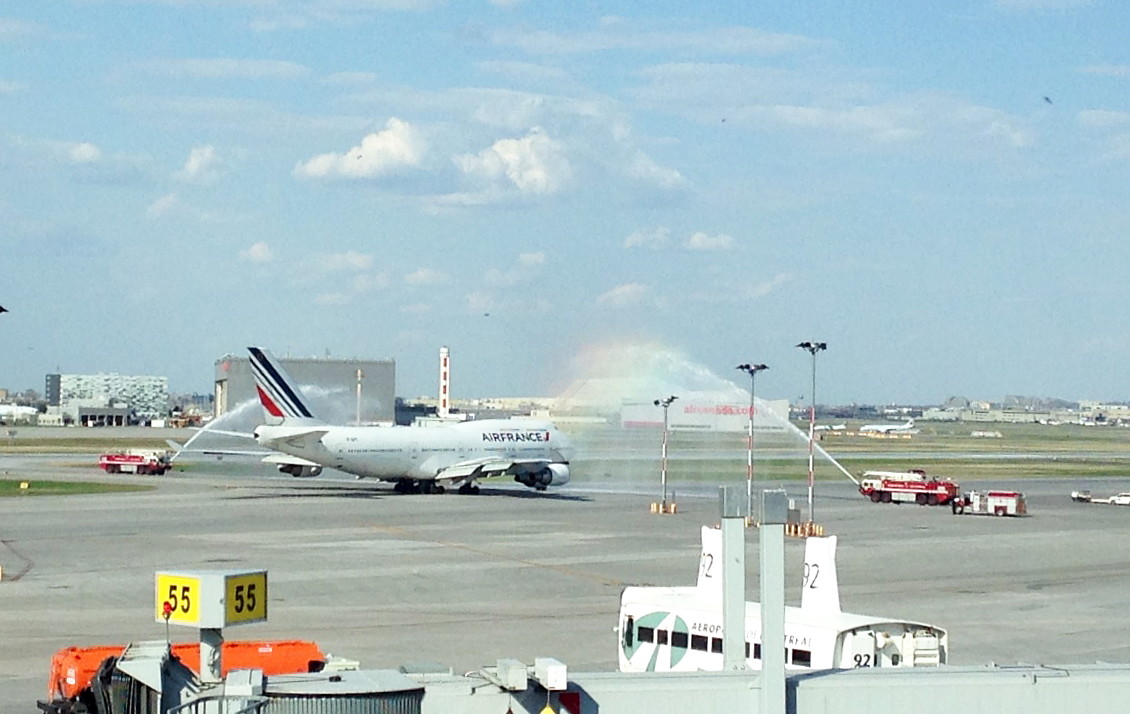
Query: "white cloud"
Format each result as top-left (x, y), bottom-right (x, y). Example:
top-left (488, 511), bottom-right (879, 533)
top-left (69, 142), bottom-right (102, 164)
top-left (405, 267), bottom-right (446, 285)
top-left (135, 58), bottom-right (310, 80)
top-left (239, 241), bottom-right (273, 263)
top-left (318, 251), bottom-right (373, 271)
top-left (400, 303), bottom-right (432, 314)
top-left (454, 128), bottom-right (571, 195)
top-left (251, 0), bottom-right (442, 31)
top-left (628, 151), bottom-right (685, 190)
top-left (996, 0), bottom-right (1091, 8)
top-left (597, 282), bottom-right (648, 307)
top-left (0, 80), bottom-right (24, 94)
top-left (749, 272), bottom-right (792, 298)
top-left (686, 231), bottom-right (734, 250)
top-left (476, 61), bottom-right (569, 84)
top-left (146, 192), bottom-right (178, 218)
top-left (484, 251), bottom-right (547, 287)
top-left (488, 24), bottom-right (822, 57)
top-left (315, 293), bottom-right (349, 305)
top-left (466, 290), bottom-right (494, 313)
top-left (1079, 109), bottom-right (1130, 128)
top-left (322, 71), bottom-right (379, 85)
top-left (294, 118), bottom-right (426, 179)
top-left (1080, 65), bottom-right (1130, 77)
top-left (176, 145), bottom-right (223, 183)
top-left (0, 18), bottom-right (40, 40)
top-left (351, 273), bottom-right (391, 291)
top-left (624, 227), bottom-right (669, 249)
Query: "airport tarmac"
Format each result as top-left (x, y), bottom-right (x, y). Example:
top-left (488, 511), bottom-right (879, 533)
top-left (3, 454), bottom-right (1130, 712)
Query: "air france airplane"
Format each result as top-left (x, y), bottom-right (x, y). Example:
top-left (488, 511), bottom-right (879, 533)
top-left (858, 419), bottom-right (918, 434)
top-left (249, 347), bottom-right (573, 494)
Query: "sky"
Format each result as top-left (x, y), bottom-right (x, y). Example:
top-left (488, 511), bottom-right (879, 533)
top-left (2, 0), bottom-right (1129, 406)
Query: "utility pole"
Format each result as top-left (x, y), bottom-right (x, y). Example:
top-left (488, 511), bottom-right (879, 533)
top-left (796, 341), bottom-right (826, 524)
top-left (653, 396), bottom-right (678, 513)
top-left (736, 363), bottom-right (768, 523)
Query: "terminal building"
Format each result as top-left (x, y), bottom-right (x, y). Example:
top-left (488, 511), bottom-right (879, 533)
top-left (213, 353), bottom-right (396, 425)
top-left (44, 372), bottom-right (169, 425)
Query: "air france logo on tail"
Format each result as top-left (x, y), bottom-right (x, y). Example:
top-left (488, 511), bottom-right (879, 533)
top-left (248, 347), bottom-right (316, 423)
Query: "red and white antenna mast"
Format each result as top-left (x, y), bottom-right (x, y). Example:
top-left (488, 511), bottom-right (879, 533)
top-left (438, 346), bottom-right (451, 418)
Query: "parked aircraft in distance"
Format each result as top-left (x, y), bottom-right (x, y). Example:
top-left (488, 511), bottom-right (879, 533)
top-left (859, 419), bottom-right (919, 434)
top-left (618, 527), bottom-right (948, 672)
top-left (249, 347), bottom-right (573, 494)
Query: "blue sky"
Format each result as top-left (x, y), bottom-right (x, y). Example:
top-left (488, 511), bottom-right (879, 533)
top-left (2, 0), bottom-right (1129, 405)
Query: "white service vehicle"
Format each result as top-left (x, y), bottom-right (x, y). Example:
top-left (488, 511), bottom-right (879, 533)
top-left (617, 528), bottom-right (948, 673)
top-left (1092, 492), bottom-right (1130, 506)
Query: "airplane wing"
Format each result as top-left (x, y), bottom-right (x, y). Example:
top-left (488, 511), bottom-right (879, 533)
top-left (433, 457), bottom-right (550, 482)
top-left (261, 453), bottom-right (322, 468)
top-left (189, 427), bottom-right (257, 439)
top-left (258, 429), bottom-right (331, 451)
top-left (166, 439), bottom-right (271, 458)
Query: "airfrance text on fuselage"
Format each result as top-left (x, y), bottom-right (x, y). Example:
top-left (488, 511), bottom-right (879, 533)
top-left (482, 431), bottom-right (550, 442)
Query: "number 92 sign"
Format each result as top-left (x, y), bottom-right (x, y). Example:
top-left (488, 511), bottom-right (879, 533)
top-left (156, 570), bottom-right (268, 628)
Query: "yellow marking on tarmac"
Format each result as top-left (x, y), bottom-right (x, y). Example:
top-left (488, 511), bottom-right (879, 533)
top-left (367, 524), bottom-right (629, 588)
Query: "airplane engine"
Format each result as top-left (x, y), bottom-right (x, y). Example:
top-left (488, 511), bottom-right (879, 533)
top-left (547, 463), bottom-right (570, 486)
top-left (515, 464), bottom-right (570, 489)
top-left (278, 463), bottom-right (323, 478)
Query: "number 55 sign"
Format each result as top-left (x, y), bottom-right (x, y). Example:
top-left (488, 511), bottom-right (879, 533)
top-left (156, 570), bottom-right (268, 628)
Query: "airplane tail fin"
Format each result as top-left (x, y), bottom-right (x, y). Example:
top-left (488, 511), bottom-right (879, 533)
top-left (800, 535), bottom-right (841, 613)
top-left (696, 525), bottom-right (723, 594)
top-left (248, 347), bottom-right (322, 426)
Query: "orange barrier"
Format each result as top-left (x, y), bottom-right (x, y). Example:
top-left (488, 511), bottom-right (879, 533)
top-left (47, 640), bottom-right (325, 701)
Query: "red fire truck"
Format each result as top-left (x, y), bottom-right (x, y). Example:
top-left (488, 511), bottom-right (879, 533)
top-left (98, 449), bottom-right (172, 475)
top-left (858, 469), bottom-right (960, 506)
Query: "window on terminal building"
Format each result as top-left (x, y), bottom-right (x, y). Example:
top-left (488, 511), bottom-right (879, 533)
top-left (691, 635), bottom-right (708, 651)
top-left (638, 626), bottom-right (654, 643)
top-left (671, 631), bottom-right (688, 649)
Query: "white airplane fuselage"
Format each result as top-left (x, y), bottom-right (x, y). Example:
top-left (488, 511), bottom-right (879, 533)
top-left (255, 418), bottom-right (573, 481)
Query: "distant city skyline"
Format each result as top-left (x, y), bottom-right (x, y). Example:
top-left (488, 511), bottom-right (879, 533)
top-left (2, 2), bottom-right (1128, 404)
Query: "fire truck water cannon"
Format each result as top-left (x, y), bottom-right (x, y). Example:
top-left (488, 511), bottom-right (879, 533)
top-left (858, 469), bottom-right (960, 507)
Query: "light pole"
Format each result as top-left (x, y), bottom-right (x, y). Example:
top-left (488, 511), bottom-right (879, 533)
top-left (796, 341), bottom-right (826, 524)
top-left (355, 369), bottom-right (364, 426)
top-left (736, 363), bottom-right (768, 521)
top-left (654, 395), bottom-right (678, 510)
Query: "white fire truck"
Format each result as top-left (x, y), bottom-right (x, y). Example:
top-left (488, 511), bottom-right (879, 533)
top-left (98, 449), bottom-right (172, 475)
top-left (858, 469), bottom-right (961, 507)
top-left (951, 490), bottom-right (1027, 516)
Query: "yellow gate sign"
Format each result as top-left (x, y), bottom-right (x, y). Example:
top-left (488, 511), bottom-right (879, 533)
top-left (156, 573), bottom-right (201, 625)
top-left (156, 570), bottom-right (268, 628)
top-left (225, 572), bottom-right (268, 625)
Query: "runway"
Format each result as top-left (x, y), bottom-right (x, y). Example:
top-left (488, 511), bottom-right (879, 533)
top-left (3, 453), bottom-right (1130, 712)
